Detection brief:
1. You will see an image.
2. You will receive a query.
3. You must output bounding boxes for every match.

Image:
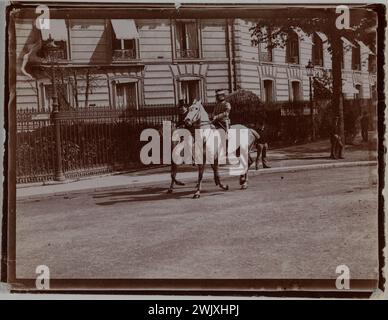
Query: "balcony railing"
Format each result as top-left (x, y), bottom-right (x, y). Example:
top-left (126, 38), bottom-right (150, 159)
top-left (287, 56), bottom-right (299, 64)
top-left (259, 51), bottom-right (272, 62)
top-left (313, 58), bottom-right (323, 67)
top-left (41, 49), bottom-right (67, 63)
top-left (176, 49), bottom-right (199, 59)
top-left (112, 49), bottom-right (136, 61)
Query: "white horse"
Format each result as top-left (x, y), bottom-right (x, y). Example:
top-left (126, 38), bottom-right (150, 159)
top-left (168, 100), bottom-right (260, 199)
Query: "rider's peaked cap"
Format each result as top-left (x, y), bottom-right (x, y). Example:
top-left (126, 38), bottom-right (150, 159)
top-left (215, 89), bottom-right (226, 96)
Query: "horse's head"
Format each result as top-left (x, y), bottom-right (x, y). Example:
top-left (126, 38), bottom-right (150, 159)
top-left (184, 99), bottom-right (203, 127)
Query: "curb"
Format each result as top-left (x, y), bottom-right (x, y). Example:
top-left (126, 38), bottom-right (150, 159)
top-left (246, 160), bottom-right (377, 176)
top-left (16, 160), bottom-right (377, 201)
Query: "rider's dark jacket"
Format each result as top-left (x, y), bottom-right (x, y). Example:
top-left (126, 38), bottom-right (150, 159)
top-left (176, 110), bottom-right (188, 128)
top-left (211, 101), bottom-right (231, 130)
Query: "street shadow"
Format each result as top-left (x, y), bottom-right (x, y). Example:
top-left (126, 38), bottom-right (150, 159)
top-left (93, 186), bottom-right (224, 206)
top-left (283, 155), bottom-right (332, 161)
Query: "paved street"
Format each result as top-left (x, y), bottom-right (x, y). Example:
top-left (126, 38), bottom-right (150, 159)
top-left (16, 165), bottom-right (378, 280)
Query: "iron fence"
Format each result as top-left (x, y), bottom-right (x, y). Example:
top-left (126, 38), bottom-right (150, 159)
top-left (16, 104), bottom-right (183, 183)
top-left (16, 98), bottom-right (375, 183)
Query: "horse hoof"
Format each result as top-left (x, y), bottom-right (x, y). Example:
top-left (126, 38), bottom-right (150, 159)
top-left (193, 194), bottom-right (200, 199)
top-left (220, 184), bottom-right (229, 191)
top-left (241, 184), bottom-right (248, 190)
top-left (167, 189), bottom-right (173, 194)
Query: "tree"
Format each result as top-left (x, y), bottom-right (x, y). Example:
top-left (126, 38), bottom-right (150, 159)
top-left (249, 6), bottom-right (376, 148)
top-left (38, 65), bottom-right (102, 110)
top-left (313, 69), bottom-right (333, 100)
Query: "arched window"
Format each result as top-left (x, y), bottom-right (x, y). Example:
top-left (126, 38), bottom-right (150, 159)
top-left (262, 79), bottom-right (274, 103)
top-left (352, 43), bottom-right (361, 70)
top-left (368, 54), bottom-right (376, 73)
top-left (312, 33), bottom-right (324, 67)
top-left (286, 31), bottom-right (299, 64)
top-left (290, 81), bottom-right (301, 101)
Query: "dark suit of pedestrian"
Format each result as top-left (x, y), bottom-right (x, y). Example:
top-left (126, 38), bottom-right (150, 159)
top-left (361, 114), bottom-right (369, 142)
top-left (330, 119), bottom-right (344, 159)
top-left (255, 125), bottom-right (270, 169)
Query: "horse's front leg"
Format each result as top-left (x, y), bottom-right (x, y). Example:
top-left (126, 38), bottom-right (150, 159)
top-left (168, 163), bottom-right (177, 193)
top-left (211, 162), bottom-right (229, 191)
top-left (193, 164), bottom-right (205, 198)
top-left (168, 163), bottom-right (185, 193)
top-left (169, 162), bottom-right (186, 193)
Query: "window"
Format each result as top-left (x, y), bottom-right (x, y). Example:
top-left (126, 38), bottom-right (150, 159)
top-left (114, 82), bottom-right (138, 109)
top-left (286, 32), bottom-right (299, 64)
top-left (40, 19), bottom-right (69, 60)
top-left (371, 85), bottom-right (377, 100)
top-left (263, 80), bottom-right (274, 103)
top-left (180, 80), bottom-right (201, 105)
top-left (41, 83), bottom-right (70, 111)
top-left (355, 84), bottom-right (362, 100)
top-left (41, 40), bottom-right (68, 60)
top-left (290, 81), bottom-right (301, 101)
top-left (368, 55), bottom-right (376, 73)
top-left (352, 43), bottom-right (361, 70)
top-left (259, 39), bottom-right (273, 62)
top-left (175, 20), bottom-right (199, 59)
top-left (111, 19), bottom-right (139, 60)
top-left (312, 33), bottom-right (324, 67)
top-left (112, 38), bottom-right (136, 60)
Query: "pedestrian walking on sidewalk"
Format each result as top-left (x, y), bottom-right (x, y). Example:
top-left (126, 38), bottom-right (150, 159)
top-left (330, 116), bottom-right (344, 159)
top-left (255, 121), bottom-right (271, 170)
top-left (361, 111), bottom-right (369, 142)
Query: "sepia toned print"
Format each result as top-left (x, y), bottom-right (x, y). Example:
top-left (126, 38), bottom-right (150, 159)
top-left (5, 2), bottom-right (383, 294)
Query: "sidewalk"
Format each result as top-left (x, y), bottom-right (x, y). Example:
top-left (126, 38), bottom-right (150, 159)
top-left (17, 134), bottom-right (378, 200)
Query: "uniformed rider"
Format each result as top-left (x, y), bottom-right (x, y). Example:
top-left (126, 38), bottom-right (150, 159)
top-left (211, 89), bottom-right (231, 132)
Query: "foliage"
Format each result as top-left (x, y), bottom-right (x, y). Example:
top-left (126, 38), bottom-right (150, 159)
top-left (225, 89), bottom-right (265, 126)
top-left (249, 7), bottom-right (376, 141)
top-left (313, 70), bottom-right (333, 100)
top-left (249, 8), bottom-right (376, 52)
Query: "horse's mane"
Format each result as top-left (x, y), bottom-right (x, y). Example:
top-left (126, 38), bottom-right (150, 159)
top-left (198, 103), bottom-right (210, 123)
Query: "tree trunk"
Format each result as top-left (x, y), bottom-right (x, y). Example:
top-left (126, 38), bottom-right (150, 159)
top-left (73, 70), bottom-right (79, 109)
top-left (84, 71), bottom-right (90, 108)
top-left (331, 32), bottom-right (345, 145)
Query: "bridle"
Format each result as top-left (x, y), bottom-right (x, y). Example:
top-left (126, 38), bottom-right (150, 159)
top-left (184, 103), bottom-right (212, 128)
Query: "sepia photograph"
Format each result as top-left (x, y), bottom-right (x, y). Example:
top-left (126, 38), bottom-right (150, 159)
top-left (1, 1), bottom-right (385, 296)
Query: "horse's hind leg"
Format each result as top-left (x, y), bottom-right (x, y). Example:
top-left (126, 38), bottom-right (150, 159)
top-left (240, 173), bottom-right (248, 189)
top-left (240, 147), bottom-right (254, 190)
top-left (193, 164), bottom-right (205, 198)
top-left (211, 163), bottom-right (229, 191)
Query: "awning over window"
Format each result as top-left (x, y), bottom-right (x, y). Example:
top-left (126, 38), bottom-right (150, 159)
top-left (315, 31), bottom-right (328, 43)
top-left (111, 19), bottom-right (139, 40)
top-left (40, 19), bottom-right (68, 41)
top-left (292, 28), bottom-right (313, 44)
top-left (357, 41), bottom-right (375, 55)
top-left (341, 37), bottom-right (356, 48)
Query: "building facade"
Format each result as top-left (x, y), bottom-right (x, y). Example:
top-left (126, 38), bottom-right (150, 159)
top-left (15, 17), bottom-right (377, 111)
